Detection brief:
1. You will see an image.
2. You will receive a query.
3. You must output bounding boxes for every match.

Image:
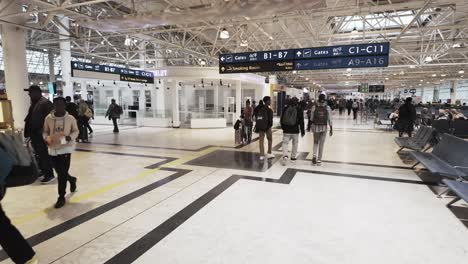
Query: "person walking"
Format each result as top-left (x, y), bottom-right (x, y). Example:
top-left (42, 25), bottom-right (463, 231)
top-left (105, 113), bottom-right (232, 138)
top-left (0, 148), bottom-right (38, 264)
top-left (65, 96), bottom-right (78, 119)
top-left (346, 99), bottom-right (353, 116)
top-left (352, 99), bottom-right (359, 120)
top-left (105, 99), bottom-right (123, 133)
top-left (77, 98), bottom-right (91, 142)
top-left (310, 94), bottom-right (333, 166)
top-left (243, 100), bottom-right (253, 144)
top-left (24, 85), bottom-right (55, 184)
top-left (338, 98), bottom-right (346, 116)
top-left (395, 97), bottom-right (416, 137)
top-left (43, 97), bottom-right (79, 208)
top-left (254, 96), bottom-right (274, 161)
top-left (85, 102), bottom-right (94, 135)
top-left (280, 97), bottom-right (305, 165)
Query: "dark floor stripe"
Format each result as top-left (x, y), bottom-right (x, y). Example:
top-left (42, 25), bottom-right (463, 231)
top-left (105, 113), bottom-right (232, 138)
top-left (0, 168), bottom-right (191, 262)
top-left (104, 175), bottom-right (241, 264)
top-left (80, 142), bottom-right (213, 152)
top-left (303, 159), bottom-right (412, 170)
top-left (75, 148), bottom-right (175, 160)
top-left (106, 168), bottom-right (437, 263)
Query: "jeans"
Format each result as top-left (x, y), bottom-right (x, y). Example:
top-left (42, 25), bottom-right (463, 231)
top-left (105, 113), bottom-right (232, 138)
top-left (313, 131), bottom-right (327, 160)
top-left (0, 205), bottom-right (35, 263)
top-left (347, 108), bottom-right (351, 116)
top-left (259, 128), bottom-right (272, 156)
top-left (244, 125), bottom-right (252, 143)
top-left (30, 134), bottom-right (54, 178)
top-left (51, 154), bottom-right (75, 197)
top-left (282, 133), bottom-right (299, 159)
top-left (112, 117), bottom-right (119, 132)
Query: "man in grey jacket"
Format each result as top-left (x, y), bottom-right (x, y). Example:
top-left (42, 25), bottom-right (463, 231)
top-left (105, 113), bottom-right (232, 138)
top-left (24, 85), bottom-right (55, 184)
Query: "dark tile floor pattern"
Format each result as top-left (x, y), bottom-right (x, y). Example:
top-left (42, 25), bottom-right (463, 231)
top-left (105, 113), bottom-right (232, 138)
top-left (185, 150), bottom-right (279, 172)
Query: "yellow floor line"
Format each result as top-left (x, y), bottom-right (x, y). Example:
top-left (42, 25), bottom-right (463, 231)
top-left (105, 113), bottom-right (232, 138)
top-left (12, 146), bottom-right (218, 226)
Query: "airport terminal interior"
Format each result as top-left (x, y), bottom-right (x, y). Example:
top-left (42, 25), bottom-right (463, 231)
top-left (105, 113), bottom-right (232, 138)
top-left (1, 0), bottom-right (468, 263)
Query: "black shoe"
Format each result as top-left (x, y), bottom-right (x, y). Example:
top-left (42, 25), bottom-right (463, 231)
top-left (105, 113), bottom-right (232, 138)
top-left (69, 177), bottom-right (77, 193)
top-left (312, 157), bottom-right (317, 165)
top-left (113, 130), bottom-right (119, 133)
top-left (41, 176), bottom-right (56, 184)
top-left (54, 197), bottom-right (66, 209)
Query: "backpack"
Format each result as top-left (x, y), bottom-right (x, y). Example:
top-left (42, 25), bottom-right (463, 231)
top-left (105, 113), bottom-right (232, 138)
top-left (84, 108), bottom-right (93, 119)
top-left (282, 106), bottom-right (298, 126)
top-left (313, 105), bottom-right (328, 126)
top-left (255, 106), bottom-right (269, 132)
top-left (352, 101), bottom-right (358, 109)
top-left (234, 120), bottom-right (241, 130)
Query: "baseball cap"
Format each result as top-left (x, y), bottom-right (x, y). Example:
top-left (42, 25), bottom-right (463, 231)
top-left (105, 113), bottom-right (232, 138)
top-left (24, 85), bottom-right (41, 93)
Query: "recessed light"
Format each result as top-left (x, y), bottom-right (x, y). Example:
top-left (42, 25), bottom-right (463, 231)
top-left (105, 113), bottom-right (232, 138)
top-left (432, 74), bottom-right (437, 77)
top-left (425, 56), bottom-right (433, 62)
top-left (409, 65), bottom-right (415, 69)
top-left (420, 80), bottom-right (423, 82)
top-left (292, 70), bottom-right (297, 74)
top-left (43, 48), bottom-right (48, 52)
top-left (385, 77), bottom-right (389, 80)
top-left (419, 84), bottom-right (422, 86)
top-left (441, 74), bottom-right (446, 77)
top-left (459, 70), bottom-right (465, 74)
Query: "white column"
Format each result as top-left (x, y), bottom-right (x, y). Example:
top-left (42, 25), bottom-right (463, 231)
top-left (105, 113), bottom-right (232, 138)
top-left (0, 1), bottom-right (29, 129)
top-left (213, 85), bottom-right (219, 113)
top-left (58, 16), bottom-right (73, 98)
top-left (235, 80), bottom-right (242, 117)
top-left (450, 81), bottom-right (457, 104)
top-left (48, 51), bottom-right (55, 82)
top-left (171, 81), bottom-right (180, 127)
top-left (80, 80), bottom-right (87, 100)
top-left (139, 88), bottom-right (145, 111)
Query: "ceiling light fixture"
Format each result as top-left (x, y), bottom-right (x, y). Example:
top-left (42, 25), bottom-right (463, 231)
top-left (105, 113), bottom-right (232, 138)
top-left (43, 48), bottom-right (48, 52)
top-left (101, 40), bottom-right (105, 45)
top-left (452, 43), bottom-right (461, 48)
top-left (292, 70), bottom-right (297, 74)
top-left (425, 56), bottom-right (433, 62)
top-left (351, 27), bottom-right (358, 34)
top-left (441, 74), bottom-right (446, 77)
top-left (346, 68), bottom-right (352, 72)
top-left (409, 65), bottom-right (416, 69)
top-left (459, 70), bottom-right (465, 74)
top-left (219, 28), bottom-right (230, 39)
top-left (240, 40), bottom-right (248, 47)
top-left (432, 74), bottom-right (437, 77)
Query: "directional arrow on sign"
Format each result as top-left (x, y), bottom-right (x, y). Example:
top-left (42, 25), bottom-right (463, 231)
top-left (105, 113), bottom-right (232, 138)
top-left (221, 57), bottom-right (225, 62)
top-left (296, 51), bottom-right (302, 57)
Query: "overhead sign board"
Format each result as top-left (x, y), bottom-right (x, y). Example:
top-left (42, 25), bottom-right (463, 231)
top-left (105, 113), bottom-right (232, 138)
top-left (219, 42), bottom-right (390, 74)
top-left (294, 55), bottom-right (388, 70)
top-left (294, 43), bottom-right (389, 59)
top-left (219, 60), bottom-right (294, 74)
top-left (219, 49), bottom-right (295, 64)
top-left (71, 62), bottom-right (154, 83)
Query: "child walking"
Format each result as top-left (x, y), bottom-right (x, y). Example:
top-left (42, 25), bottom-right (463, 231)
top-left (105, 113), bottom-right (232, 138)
top-left (43, 97), bottom-right (79, 208)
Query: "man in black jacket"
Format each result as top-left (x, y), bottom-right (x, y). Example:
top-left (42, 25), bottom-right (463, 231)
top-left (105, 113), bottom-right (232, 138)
top-left (255, 96), bottom-right (274, 161)
top-left (24, 85), bottom-right (55, 183)
top-left (280, 97), bottom-right (305, 165)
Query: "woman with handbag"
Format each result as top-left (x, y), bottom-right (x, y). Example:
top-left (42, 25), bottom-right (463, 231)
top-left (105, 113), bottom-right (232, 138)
top-left (0, 148), bottom-right (38, 264)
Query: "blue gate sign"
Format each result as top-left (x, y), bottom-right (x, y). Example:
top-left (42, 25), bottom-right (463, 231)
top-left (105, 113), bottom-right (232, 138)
top-left (219, 49), bottom-right (295, 64)
top-left (294, 55), bottom-right (388, 70)
top-left (294, 42), bottom-right (389, 59)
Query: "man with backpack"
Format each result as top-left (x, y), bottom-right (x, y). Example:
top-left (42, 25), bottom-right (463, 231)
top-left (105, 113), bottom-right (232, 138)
top-left (254, 96), bottom-right (274, 161)
top-left (280, 97), bottom-right (305, 165)
top-left (310, 94), bottom-right (333, 166)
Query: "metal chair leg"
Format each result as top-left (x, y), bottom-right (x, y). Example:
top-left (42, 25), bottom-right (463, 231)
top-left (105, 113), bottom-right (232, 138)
top-left (447, 197), bottom-right (461, 208)
top-left (411, 161), bottom-right (420, 169)
top-left (437, 188), bottom-right (450, 198)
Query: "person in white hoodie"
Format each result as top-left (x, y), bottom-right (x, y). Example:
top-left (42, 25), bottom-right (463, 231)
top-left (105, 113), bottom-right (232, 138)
top-left (43, 97), bottom-right (79, 208)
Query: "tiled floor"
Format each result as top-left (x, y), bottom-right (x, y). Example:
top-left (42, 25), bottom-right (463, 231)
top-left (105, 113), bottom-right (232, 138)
top-left (1, 114), bottom-right (468, 263)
